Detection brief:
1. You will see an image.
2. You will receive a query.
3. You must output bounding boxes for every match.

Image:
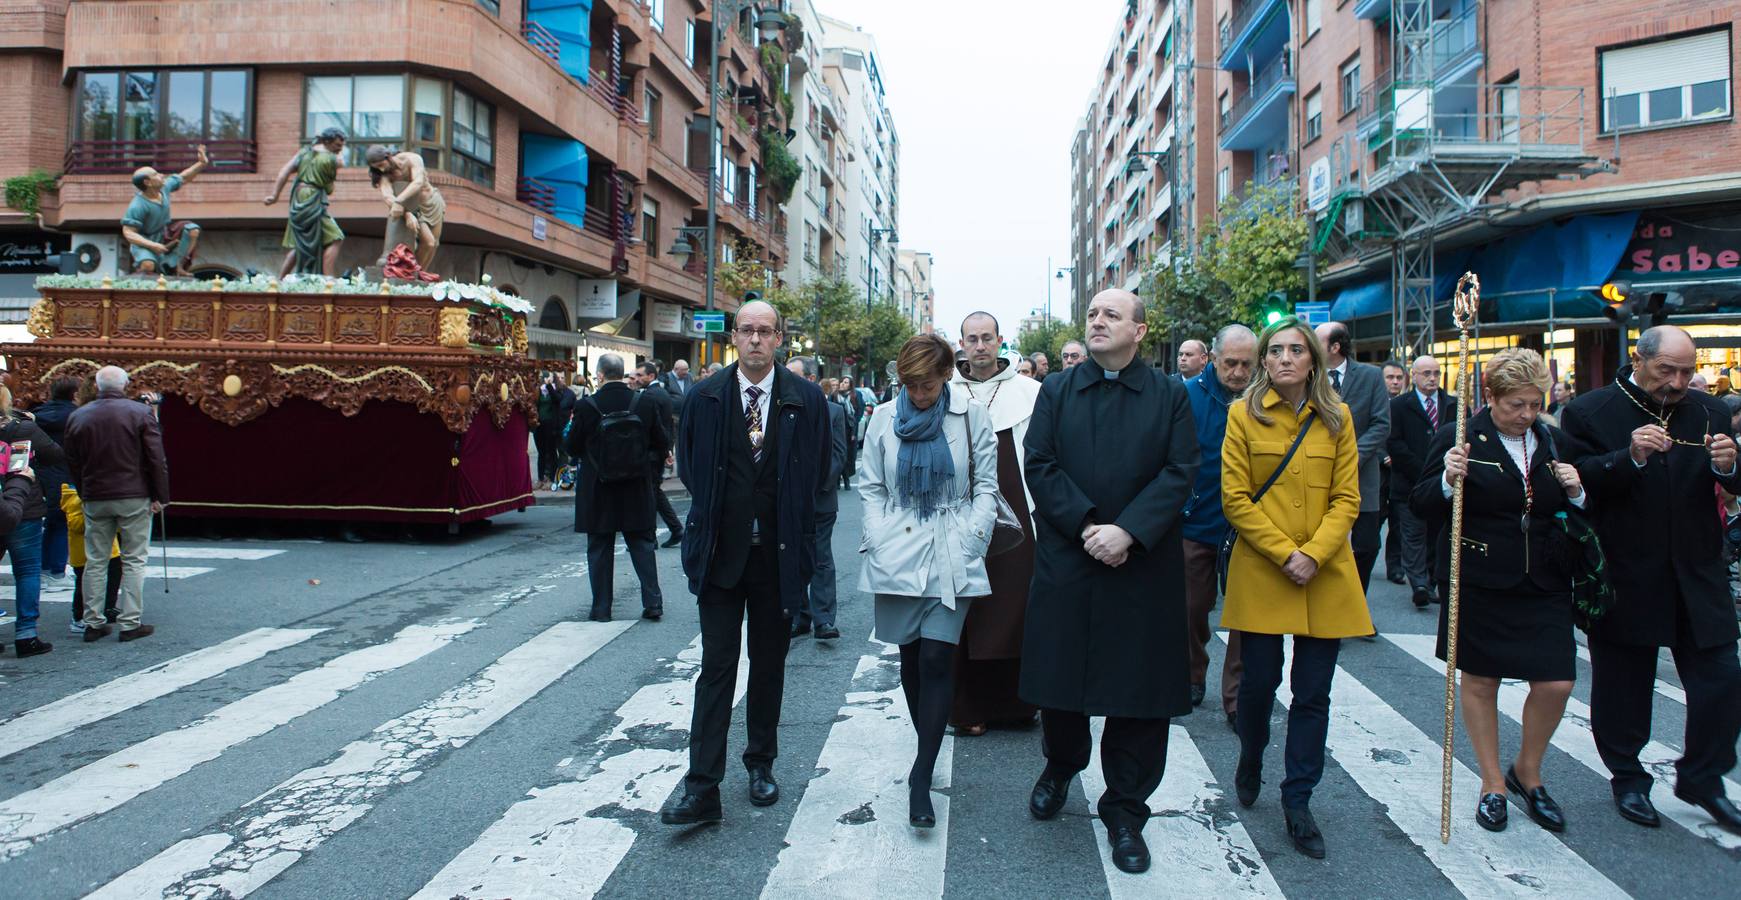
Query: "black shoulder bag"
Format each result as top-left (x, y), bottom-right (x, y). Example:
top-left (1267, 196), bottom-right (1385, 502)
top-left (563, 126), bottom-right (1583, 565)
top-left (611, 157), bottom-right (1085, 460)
top-left (1217, 413), bottom-right (1315, 595)
top-left (1540, 428), bottom-right (1614, 631)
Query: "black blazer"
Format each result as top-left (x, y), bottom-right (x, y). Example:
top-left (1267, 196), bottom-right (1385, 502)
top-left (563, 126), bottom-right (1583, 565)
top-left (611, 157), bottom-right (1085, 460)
top-left (1560, 371), bottom-right (1741, 649)
top-left (1389, 389), bottom-right (1457, 500)
top-left (565, 381), bottom-right (668, 535)
top-left (1411, 411), bottom-right (1577, 593)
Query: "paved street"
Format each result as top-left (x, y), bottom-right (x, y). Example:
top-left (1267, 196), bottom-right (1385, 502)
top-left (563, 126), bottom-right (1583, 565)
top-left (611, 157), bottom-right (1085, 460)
top-left (1, 492), bottom-right (1736, 900)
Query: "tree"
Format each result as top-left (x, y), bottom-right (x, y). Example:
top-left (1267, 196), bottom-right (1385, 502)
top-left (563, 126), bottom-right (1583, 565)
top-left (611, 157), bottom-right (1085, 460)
top-left (863, 299), bottom-right (916, 376)
top-left (1142, 236), bottom-right (1237, 359)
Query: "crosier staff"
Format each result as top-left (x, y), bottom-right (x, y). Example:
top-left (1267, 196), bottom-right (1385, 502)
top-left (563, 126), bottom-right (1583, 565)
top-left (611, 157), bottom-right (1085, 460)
top-left (1441, 272), bottom-right (1481, 844)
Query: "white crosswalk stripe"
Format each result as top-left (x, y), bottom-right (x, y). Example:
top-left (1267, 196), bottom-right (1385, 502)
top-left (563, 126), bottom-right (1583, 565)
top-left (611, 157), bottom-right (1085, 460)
top-left (1389, 633), bottom-right (1741, 849)
top-left (89, 620), bottom-right (632, 899)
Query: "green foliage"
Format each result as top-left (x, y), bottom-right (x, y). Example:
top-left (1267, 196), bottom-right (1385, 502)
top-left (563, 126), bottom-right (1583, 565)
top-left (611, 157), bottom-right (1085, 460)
top-left (4, 170), bottom-right (58, 219)
top-left (863, 299), bottom-right (916, 374)
top-left (1017, 320), bottom-right (1078, 359)
top-left (734, 112), bottom-right (752, 135)
top-left (759, 127), bottom-right (802, 205)
top-left (759, 43), bottom-right (786, 73)
top-left (774, 278), bottom-right (911, 378)
top-left (714, 239), bottom-right (769, 301)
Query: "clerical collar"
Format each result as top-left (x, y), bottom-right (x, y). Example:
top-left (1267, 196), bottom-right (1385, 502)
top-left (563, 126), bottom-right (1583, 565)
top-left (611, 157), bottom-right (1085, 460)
top-left (1102, 366), bottom-right (1121, 380)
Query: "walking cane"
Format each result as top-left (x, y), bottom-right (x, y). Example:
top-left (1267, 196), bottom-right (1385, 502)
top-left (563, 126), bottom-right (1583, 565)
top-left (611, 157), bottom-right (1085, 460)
top-left (159, 504), bottom-right (170, 593)
top-left (1440, 272), bottom-right (1481, 844)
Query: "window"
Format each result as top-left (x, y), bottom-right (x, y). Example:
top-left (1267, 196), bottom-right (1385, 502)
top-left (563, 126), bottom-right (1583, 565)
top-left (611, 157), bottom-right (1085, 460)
top-left (306, 74), bottom-right (404, 163)
top-left (1496, 79), bottom-right (1520, 141)
top-left (1600, 28), bottom-right (1732, 131)
top-left (685, 20), bottom-right (697, 68)
top-left (641, 196), bottom-right (660, 256)
top-left (450, 87), bottom-right (495, 187)
top-left (75, 68), bottom-right (252, 161)
top-left (1340, 58), bottom-right (1360, 116)
top-left (410, 77), bottom-right (446, 169)
top-left (1305, 90), bottom-right (1323, 142)
top-left (474, 0), bottom-right (499, 13)
top-left (1216, 166), bottom-right (1229, 202)
top-left (1305, 0), bottom-right (1321, 37)
top-left (644, 86), bottom-right (662, 139)
top-left (1218, 91), bottom-right (1230, 130)
top-left (650, 0), bottom-right (664, 31)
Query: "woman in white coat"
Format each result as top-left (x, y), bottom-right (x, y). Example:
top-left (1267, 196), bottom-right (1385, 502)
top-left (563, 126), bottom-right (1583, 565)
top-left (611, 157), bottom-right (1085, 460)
top-left (859, 333), bottom-right (1000, 829)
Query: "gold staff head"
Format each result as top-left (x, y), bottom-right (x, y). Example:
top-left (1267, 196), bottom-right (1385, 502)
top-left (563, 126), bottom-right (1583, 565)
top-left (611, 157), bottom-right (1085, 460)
top-left (1453, 273), bottom-right (1481, 329)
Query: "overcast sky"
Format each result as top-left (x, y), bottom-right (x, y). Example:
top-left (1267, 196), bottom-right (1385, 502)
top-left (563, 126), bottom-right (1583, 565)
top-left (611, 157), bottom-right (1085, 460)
top-left (822, 0), bottom-right (1125, 342)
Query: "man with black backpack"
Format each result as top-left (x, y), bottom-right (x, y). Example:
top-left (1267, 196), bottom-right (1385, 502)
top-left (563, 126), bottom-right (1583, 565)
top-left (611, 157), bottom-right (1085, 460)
top-left (566, 353), bottom-right (669, 622)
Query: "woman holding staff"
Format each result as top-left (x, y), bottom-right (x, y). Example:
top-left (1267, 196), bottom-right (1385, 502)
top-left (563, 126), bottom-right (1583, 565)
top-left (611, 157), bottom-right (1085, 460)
top-left (1220, 316), bottom-right (1368, 859)
top-left (1412, 348), bottom-right (1584, 833)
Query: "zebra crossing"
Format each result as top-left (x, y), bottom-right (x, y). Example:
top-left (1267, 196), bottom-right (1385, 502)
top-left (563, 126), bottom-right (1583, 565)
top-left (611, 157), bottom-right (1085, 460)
top-left (22, 546), bottom-right (289, 600)
top-left (0, 578), bottom-right (1733, 898)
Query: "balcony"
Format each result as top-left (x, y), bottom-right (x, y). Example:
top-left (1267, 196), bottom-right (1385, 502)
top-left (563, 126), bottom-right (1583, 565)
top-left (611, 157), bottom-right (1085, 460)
top-left (1217, 0), bottom-right (1288, 71)
top-left (1354, 0), bottom-right (1389, 20)
top-left (64, 139), bottom-right (258, 176)
top-left (516, 177), bottom-right (557, 216)
top-left (1430, 5), bottom-right (1482, 85)
top-left (1219, 52), bottom-right (1295, 150)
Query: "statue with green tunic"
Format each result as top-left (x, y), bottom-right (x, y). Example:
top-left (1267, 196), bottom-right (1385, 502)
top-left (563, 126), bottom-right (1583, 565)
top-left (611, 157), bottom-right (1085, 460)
top-left (264, 127), bottom-right (347, 277)
top-left (121, 144), bottom-right (209, 275)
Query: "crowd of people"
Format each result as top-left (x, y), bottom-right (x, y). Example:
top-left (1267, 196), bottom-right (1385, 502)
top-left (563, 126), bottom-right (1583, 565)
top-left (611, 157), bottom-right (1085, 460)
top-left (552, 290), bottom-right (1741, 877)
top-left (0, 366), bottom-right (173, 656)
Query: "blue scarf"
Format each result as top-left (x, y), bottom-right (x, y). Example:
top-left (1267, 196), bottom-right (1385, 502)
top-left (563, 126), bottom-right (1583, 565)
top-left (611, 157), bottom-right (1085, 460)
top-left (893, 387), bottom-right (954, 519)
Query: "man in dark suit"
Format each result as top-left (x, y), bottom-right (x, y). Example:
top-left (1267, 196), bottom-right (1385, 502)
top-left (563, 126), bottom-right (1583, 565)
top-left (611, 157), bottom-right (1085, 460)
top-left (786, 356), bottom-right (847, 641)
top-left (662, 301), bottom-right (831, 826)
top-left (566, 353), bottom-right (667, 622)
top-left (660, 358), bottom-right (694, 419)
top-left (635, 362), bottom-right (685, 547)
top-left (1561, 325), bottom-right (1741, 834)
top-left (1387, 355), bottom-right (1455, 609)
top-left (1314, 322), bottom-right (1391, 608)
top-left (1380, 359), bottom-right (1408, 583)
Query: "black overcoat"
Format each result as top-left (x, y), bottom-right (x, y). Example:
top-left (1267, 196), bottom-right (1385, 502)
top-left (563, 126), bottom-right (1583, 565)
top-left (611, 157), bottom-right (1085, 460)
top-left (566, 381), bottom-right (668, 535)
top-left (1388, 389), bottom-right (1456, 500)
top-left (1559, 369), bottom-right (1741, 649)
top-left (1019, 359), bottom-right (1201, 719)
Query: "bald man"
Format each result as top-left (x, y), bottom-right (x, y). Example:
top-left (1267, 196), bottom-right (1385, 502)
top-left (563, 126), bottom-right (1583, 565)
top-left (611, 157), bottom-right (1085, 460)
top-left (121, 145), bottom-right (209, 275)
top-left (1561, 325), bottom-right (1741, 833)
top-left (664, 300), bottom-right (832, 826)
top-left (1175, 340), bottom-right (1208, 381)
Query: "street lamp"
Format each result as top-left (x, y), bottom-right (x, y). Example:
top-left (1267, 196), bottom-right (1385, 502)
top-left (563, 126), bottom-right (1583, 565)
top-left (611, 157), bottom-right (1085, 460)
top-left (701, 0), bottom-right (789, 365)
top-left (864, 224), bottom-right (898, 380)
top-left (1048, 262), bottom-right (1074, 333)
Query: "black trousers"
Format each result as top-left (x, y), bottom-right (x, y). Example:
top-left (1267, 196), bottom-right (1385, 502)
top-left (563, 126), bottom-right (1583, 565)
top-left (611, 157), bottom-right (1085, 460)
top-left (794, 510), bottom-right (837, 630)
top-left (1384, 495), bottom-right (1404, 573)
top-left (534, 428), bottom-right (562, 482)
top-left (1040, 708), bottom-right (1170, 832)
top-left (1239, 632), bottom-right (1340, 809)
top-left (684, 545), bottom-right (791, 798)
top-left (586, 530), bottom-right (661, 613)
top-left (1589, 624), bottom-right (1741, 799)
top-left (1351, 510), bottom-right (1382, 593)
top-left (653, 482), bottom-right (683, 537)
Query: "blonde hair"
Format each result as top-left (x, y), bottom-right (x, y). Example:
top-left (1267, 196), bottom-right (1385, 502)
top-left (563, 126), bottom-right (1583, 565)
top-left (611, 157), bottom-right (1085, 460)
top-left (0, 383), bottom-right (10, 417)
top-left (1240, 316), bottom-right (1346, 436)
top-left (1483, 347), bottom-right (1551, 400)
top-left (896, 334), bottom-right (955, 386)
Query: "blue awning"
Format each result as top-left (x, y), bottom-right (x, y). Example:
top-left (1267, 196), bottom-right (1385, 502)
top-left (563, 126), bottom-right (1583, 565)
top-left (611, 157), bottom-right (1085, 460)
top-left (520, 134), bottom-right (589, 228)
top-left (1328, 278), bottom-right (1389, 321)
top-left (528, 0), bottom-right (594, 84)
top-left (1464, 211), bottom-right (1640, 321)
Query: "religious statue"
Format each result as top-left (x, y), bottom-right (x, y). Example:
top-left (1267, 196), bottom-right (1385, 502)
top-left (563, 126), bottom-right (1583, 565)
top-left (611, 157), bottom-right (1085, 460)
top-left (121, 145), bottom-right (209, 275)
top-left (365, 145), bottom-right (445, 273)
top-left (265, 127), bottom-right (347, 277)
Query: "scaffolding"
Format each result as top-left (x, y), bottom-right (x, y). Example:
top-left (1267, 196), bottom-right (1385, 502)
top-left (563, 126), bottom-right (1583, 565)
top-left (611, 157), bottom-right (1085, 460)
top-left (1325, 0), bottom-right (1609, 358)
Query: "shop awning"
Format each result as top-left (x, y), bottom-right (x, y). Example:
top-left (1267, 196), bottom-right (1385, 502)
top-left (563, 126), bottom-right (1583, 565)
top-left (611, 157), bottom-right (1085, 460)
top-left (1328, 277), bottom-right (1389, 321)
top-left (1464, 211), bottom-right (1640, 322)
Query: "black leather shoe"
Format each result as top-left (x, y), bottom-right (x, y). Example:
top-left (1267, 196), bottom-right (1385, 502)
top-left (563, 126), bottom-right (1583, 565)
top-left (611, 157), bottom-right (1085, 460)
top-left (1189, 683), bottom-right (1206, 707)
top-left (1108, 825), bottom-right (1150, 874)
top-left (588, 609), bottom-right (611, 623)
top-left (909, 778), bottom-right (936, 829)
top-left (14, 637), bottom-right (53, 658)
top-left (1029, 771), bottom-right (1071, 820)
top-left (790, 619), bottom-right (811, 639)
top-left (814, 625), bottom-right (840, 640)
top-left (662, 531), bottom-right (684, 548)
top-left (1476, 792), bottom-right (1509, 832)
top-left (118, 624), bottom-right (154, 642)
top-left (748, 766), bottom-right (779, 807)
top-left (1674, 788), bottom-right (1741, 836)
top-left (1507, 767), bottom-right (1565, 832)
top-left (1388, 571), bottom-right (1407, 585)
top-left (641, 607), bottom-right (663, 621)
top-left (1234, 754), bottom-right (1261, 808)
top-left (1284, 805), bottom-right (1326, 859)
top-left (1615, 791), bottom-right (1661, 828)
top-left (1412, 590), bottom-right (1433, 609)
top-left (83, 624), bottom-right (112, 643)
top-left (660, 792), bottom-right (722, 826)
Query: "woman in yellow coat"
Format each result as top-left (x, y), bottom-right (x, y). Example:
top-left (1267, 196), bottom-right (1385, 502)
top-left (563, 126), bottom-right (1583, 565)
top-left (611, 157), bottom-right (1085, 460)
top-left (1220, 315), bottom-right (1369, 860)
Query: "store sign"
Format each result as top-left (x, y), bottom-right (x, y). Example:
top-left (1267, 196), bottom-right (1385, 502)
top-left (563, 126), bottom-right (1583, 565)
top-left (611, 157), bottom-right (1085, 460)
top-left (1307, 157), bottom-right (1331, 212)
top-left (651, 301), bottom-right (683, 335)
top-left (1622, 209), bottom-right (1741, 275)
top-left (575, 279), bottom-right (618, 318)
top-left (0, 235), bottom-right (70, 273)
top-left (691, 311), bottom-right (726, 334)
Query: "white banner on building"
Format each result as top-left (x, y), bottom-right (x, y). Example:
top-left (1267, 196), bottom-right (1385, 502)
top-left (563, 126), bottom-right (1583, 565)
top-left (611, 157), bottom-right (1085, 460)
top-left (575, 279), bottom-right (618, 319)
top-left (651, 301), bottom-right (684, 335)
top-left (1307, 156), bottom-right (1331, 212)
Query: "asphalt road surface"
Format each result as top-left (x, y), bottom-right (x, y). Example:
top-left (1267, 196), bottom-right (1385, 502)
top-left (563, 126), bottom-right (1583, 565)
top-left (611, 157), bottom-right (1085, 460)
top-left (1, 491), bottom-right (1736, 899)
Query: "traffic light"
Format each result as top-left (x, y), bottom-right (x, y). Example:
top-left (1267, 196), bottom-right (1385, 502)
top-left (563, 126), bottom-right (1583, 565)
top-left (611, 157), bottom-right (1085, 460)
top-left (1259, 291), bottom-right (1291, 327)
top-left (1600, 280), bottom-right (1631, 321)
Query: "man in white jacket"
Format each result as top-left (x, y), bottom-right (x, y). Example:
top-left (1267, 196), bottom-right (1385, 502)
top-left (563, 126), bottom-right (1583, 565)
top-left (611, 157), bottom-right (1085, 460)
top-left (949, 312), bottom-right (1043, 734)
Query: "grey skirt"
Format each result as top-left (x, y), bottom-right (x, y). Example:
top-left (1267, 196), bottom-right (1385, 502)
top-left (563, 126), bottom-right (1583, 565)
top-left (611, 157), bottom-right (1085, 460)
top-left (874, 593), bottom-right (976, 645)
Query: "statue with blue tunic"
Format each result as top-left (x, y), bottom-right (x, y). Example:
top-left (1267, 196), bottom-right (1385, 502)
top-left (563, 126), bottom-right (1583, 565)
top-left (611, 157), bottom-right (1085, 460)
top-left (121, 144), bottom-right (208, 275)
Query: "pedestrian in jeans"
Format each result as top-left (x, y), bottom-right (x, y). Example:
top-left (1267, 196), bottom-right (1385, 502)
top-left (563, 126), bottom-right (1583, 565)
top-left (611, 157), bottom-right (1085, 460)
top-left (0, 457), bottom-right (39, 636)
top-left (0, 384), bottom-right (66, 658)
top-left (62, 365), bottom-right (170, 643)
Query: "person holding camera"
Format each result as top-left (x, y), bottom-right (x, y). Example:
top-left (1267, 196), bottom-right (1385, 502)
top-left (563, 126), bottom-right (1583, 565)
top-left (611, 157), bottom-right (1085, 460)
top-left (0, 384), bottom-right (65, 658)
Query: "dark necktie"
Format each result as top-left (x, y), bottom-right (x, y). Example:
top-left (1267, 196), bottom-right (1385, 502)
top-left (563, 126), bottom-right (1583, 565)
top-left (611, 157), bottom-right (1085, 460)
top-left (1330, 369), bottom-right (1342, 392)
top-left (1425, 394), bottom-right (1438, 430)
top-left (745, 386), bottom-right (765, 463)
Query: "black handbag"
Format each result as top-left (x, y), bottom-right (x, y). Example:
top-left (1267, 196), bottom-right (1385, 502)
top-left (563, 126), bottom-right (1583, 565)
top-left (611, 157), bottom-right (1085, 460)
top-left (1218, 413), bottom-right (1316, 595)
top-left (1540, 429), bottom-right (1614, 631)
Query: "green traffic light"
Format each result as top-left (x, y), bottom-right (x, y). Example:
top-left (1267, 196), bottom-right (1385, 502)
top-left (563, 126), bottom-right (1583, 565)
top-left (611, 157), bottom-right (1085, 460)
top-left (1264, 309), bottom-right (1284, 325)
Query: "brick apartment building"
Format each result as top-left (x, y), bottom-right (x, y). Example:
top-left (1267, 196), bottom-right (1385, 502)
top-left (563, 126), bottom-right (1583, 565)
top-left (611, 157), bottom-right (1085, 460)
top-left (0, 0), bottom-right (808, 375)
top-left (1079, 0), bottom-right (1741, 388)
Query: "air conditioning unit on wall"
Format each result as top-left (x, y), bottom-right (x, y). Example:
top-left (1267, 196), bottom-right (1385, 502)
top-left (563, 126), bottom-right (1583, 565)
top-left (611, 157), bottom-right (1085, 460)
top-left (59, 233), bottom-right (122, 278)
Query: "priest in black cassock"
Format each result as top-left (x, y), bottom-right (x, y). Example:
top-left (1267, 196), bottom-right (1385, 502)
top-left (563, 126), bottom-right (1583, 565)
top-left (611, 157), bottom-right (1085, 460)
top-left (1020, 288), bottom-right (1200, 875)
top-left (1560, 325), bottom-right (1741, 835)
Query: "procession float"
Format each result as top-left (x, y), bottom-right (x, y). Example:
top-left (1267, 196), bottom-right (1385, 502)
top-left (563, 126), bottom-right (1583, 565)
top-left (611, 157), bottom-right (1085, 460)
top-left (3, 271), bottom-right (540, 525)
